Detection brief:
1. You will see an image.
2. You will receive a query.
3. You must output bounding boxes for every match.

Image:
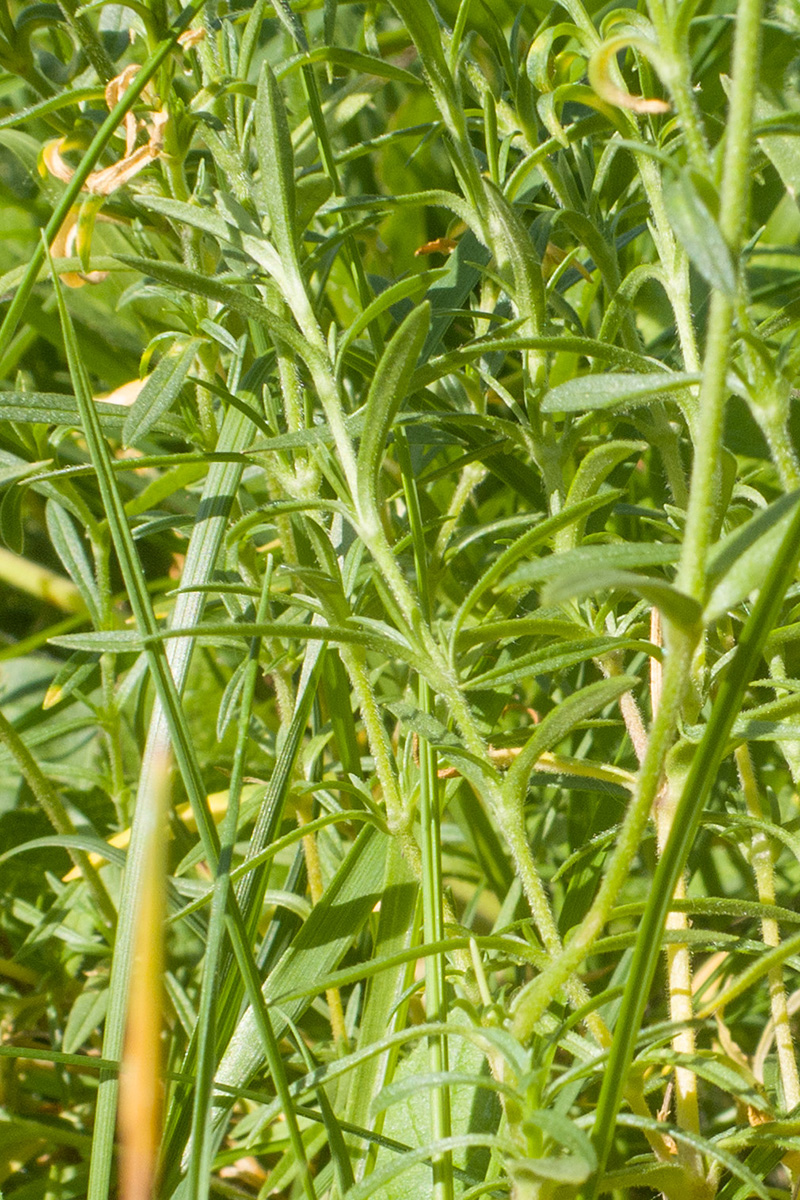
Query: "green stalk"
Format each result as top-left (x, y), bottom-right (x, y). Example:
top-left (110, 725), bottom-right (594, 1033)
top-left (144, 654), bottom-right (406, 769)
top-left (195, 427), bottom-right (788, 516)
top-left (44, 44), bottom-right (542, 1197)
top-left (676, 0), bottom-right (764, 601)
top-left (646, 0), bottom-right (710, 173)
top-left (510, 627), bottom-right (695, 1041)
top-left (585, 499), bottom-right (800, 1194)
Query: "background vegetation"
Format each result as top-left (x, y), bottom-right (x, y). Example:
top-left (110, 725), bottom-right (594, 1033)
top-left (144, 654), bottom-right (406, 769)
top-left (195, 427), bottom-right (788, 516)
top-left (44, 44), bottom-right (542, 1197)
top-left (2, 0), bottom-right (800, 1196)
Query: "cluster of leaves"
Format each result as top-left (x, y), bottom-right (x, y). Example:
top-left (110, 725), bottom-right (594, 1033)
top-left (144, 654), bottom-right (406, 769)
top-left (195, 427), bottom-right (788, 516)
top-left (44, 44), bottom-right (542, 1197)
top-left (3, 0), bottom-right (800, 1197)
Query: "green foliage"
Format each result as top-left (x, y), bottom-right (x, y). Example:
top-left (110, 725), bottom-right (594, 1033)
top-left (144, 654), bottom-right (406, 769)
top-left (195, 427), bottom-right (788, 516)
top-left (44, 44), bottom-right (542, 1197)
top-left (1, 0), bottom-right (800, 1197)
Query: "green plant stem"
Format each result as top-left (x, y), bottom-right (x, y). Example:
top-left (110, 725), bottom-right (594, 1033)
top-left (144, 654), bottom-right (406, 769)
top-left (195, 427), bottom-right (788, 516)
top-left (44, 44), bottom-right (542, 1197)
top-left (646, 0), bottom-right (710, 172)
top-left (676, 0), bottom-right (764, 599)
top-left (760, 403), bottom-right (800, 493)
top-left (338, 641), bottom-right (406, 833)
top-left (511, 627), bottom-right (695, 1042)
top-left (585, 493), bottom-right (800, 1197)
top-left (58, 0), bottom-right (115, 82)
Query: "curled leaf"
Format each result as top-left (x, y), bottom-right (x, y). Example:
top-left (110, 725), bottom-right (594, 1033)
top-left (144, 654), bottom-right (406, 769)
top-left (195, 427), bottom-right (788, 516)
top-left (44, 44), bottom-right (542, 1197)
top-left (50, 204), bottom-right (108, 289)
top-left (588, 34), bottom-right (670, 114)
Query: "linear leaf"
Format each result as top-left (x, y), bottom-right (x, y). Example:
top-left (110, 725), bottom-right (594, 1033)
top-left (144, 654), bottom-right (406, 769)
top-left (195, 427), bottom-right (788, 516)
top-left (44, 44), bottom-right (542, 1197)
top-left (453, 491), bottom-right (621, 640)
top-left (663, 171), bottom-right (737, 297)
top-left (503, 677), bottom-right (637, 809)
top-left (464, 636), bottom-right (650, 691)
top-left (541, 371), bottom-right (699, 414)
top-left (356, 301), bottom-right (430, 519)
top-left (543, 568), bottom-right (703, 630)
top-left (45, 500), bottom-right (102, 627)
top-left (503, 541), bottom-right (680, 588)
top-left (336, 270), bottom-right (445, 373)
top-left (123, 337), bottom-right (203, 447)
top-left (256, 64), bottom-right (299, 266)
top-left (704, 489), bottom-right (800, 622)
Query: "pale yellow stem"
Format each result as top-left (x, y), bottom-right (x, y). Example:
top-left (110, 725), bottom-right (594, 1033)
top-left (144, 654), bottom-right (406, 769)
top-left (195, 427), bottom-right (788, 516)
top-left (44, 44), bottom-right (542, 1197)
top-left (651, 609), bottom-right (702, 1170)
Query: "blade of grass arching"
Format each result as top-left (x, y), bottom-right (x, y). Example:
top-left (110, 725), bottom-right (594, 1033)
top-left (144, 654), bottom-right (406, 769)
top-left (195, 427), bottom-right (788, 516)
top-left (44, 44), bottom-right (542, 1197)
top-left (395, 426), bottom-right (453, 1200)
top-left (0, 0), bottom-right (209, 359)
top-left (587, 493), bottom-right (800, 1196)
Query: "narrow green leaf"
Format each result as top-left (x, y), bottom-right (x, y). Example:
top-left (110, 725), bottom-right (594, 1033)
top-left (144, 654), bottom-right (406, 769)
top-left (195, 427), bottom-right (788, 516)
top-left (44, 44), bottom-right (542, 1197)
top-left (414, 333), bottom-right (662, 391)
top-left (336, 270), bottom-right (446, 374)
top-left (279, 46), bottom-right (423, 87)
top-left (704, 489), bottom-right (800, 622)
top-left (663, 171), bottom-right (738, 296)
top-left (256, 64), bottom-right (299, 265)
top-left (503, 541), bottom-right (680, 588)
top-left (123, 338), bottom-right (202, 448)
top-left (755, 94), bottom-right (800, 202)
top-left (43, 652), bottom-right (98, 709)
top-left (453, 491), bottom-right (621, 641)
top-left (464, 636), bottom-right (649, 691)
top-left (542, 568), bottom-right (703, 630)
top-left (564, 441), bottom-right (645, 509)
top-left (387, 0), bottom-right (461, 136)
top-left (503, 676), bottom-right (637, 810)
top-left (356, 301), bottom-right (430, 519)
top-left (640, 1049), bottom-right (769, 1113)
top-left (51, 630), bottom-right (144, 652)
top-left (541, 371), bottom-right (700, 414)
top-left (0, 390), bottom-right (183, 434)
top-left (45, 500), bottom-right (102, 627)
top-left (0, 482), bottom-right (25, 553)
top-left (509, 1155), bottom-right (591, 1185)
top-left (114, 253), bottom-right (308, 360)
top-left (615, 1113), bottom-right (772, 1200)
top-left (63, 985), bottom-right (109, 1056)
